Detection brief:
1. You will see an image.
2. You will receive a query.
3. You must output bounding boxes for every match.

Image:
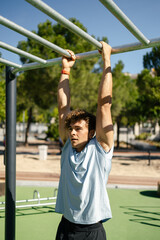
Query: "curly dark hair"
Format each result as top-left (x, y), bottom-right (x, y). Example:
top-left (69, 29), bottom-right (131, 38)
top-left (65, 109), bottom-right (96, 132)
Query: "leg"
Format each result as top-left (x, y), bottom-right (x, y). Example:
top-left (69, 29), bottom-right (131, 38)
top-left (85, 225), bottom-right (107, 240)
top-left (55, 217), bottom-right (66, 240)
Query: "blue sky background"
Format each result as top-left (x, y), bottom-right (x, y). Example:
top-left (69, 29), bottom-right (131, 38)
top-left (1, 0), bottom-right (160, 74)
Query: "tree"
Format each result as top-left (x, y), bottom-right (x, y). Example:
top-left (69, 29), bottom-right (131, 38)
top-left (111, 61), bottom-right (138, 148)
top-left (17, 19), bottom-right (101, 144)
top-left (136, 69), bottom-right (160, 122)
top-left (70, 63), bottom-right (100, 114)
top-left (143, 46), bottom-right (160, 76)
top-left (0, 62), bottom-right (5, 123)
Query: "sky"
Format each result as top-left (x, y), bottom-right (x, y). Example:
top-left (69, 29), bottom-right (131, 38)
top-left (0, 0), bottom-right (160, 74)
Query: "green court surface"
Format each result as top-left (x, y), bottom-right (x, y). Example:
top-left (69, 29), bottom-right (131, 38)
top-left (0, 186), bottom-right (159, 240)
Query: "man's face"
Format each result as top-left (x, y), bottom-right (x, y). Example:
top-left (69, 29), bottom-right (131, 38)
top-left (68, 119), bottom-right (89, 152)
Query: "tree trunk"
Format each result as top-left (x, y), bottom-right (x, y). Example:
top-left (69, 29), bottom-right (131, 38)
top-left (24, 107), bottom-right (32, 146)
top-left (117, 119), bottom-right (120, 149)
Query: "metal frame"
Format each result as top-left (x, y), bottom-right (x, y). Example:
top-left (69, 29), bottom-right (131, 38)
top-left (6, 37), bottom-right (160, 74)
top-left (0, 58), bottom-right (21, 69)
top-left (0, 41), bottom-right (47, 64)
top-left (0, 1), bottom-right (160, 240)
top-left (0, 16), bottom-right (71, 58)
top-left (26, 0), bottom-right (102, 50)
top-left (5, 67), bottom-right (17, 240)
top-left (0, 190), bottom-right (57, 210)
top-left (99, 0), bottom-right (150, 45)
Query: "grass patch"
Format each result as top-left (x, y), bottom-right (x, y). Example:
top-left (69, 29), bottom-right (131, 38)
top-left (0, 187), bottom-right (160, 240)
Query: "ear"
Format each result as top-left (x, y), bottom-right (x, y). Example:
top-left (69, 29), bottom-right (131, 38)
top-left (88, 130), bottom-right (95, 139)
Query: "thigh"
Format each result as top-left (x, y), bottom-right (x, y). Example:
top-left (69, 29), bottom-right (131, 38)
top-left (56, 226), bottom-right (84, 240)
top-left (85, 225), bottom-right (107, 240)
top-left (55, 217), bottom-right (67, 240)
top-left (56, 218), bottom-right (107, 240)
top-left (68, 224), bottom-right (107, 240)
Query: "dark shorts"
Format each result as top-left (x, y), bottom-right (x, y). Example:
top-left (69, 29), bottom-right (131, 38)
top-left (55, 216), bottom-right (107, 240)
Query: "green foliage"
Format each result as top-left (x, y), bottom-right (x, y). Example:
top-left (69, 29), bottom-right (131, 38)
top-left (0, 79), bottom-right (5, 122)
top-left (17, 18), bottom-right (101, 122)
top-left (111, 61), bottom-right (139, 125)
top-left (46, 107), bottom-right (59, 141)
top-left (17, 110), bottom-right (27, 123)
top-left (16, 17), bottom-right (160, 139)
top-left (0, 63), bottom-right (5, 79)
top-left (46, 123), bottom-right (59, 141)
top-left (70, 66), bottom-right (100, 114)
top-left (0, 65), bottom-right (5, 122)
top-left (135, 132), bottom-right (151, 140)
top-left (52, 107), bottom-right (59, 118)
top-left (136, 69), bottom-right (160, 121)
top-left (143, 46), bottom-right (160, 76)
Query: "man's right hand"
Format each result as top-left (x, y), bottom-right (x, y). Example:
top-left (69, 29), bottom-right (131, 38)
top-left (99, 41), bottom-right (112, 64)
top-left (62, 50), bottom-right (76, 72)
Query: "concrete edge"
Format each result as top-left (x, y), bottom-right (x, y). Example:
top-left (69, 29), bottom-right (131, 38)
top-left (16, 180), bottom-right (157, 190)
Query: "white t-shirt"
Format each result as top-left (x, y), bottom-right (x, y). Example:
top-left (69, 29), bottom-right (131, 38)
top-left (55, 136), bottom-right (114, 224)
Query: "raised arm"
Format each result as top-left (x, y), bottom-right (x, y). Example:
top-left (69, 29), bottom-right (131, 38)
top-left (96, 42), bottom-right (114, 152)
top-left (58, 50), bottom-right (76, 143)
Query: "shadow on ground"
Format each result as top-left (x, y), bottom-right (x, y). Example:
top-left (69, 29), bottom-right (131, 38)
top-left (140, 190), bottom-right (160, 198)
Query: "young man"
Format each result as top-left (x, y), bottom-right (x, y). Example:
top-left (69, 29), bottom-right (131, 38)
top-left (55, 42), bottom-right (114, 239)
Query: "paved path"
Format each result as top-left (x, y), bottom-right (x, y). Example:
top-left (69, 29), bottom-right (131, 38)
top-left (1, 139), bottom-right (160, 188)
top-left (0, 170), bottom-right (159, 187)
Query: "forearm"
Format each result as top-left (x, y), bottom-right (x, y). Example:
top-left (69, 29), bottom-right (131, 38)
top-left (57, 69), bottom-right (71, 143)
top-left (96, 47), bottom-right (113, 151)
top-left (58, 69), bottom-right (71, 115)
top-left (98, 59), bottom-right (112, 106)
top-left (58, 50), bottom-right (75, 112)
top-left (57, 50), bottom-right (75, 142)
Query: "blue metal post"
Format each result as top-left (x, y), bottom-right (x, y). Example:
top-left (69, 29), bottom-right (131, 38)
top-left (5, 66), bottom-right (17, 240)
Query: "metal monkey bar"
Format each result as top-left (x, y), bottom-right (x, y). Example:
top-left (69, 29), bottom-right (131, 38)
top-left (26, 0), bottom-right (102, 50)
top-left (0, 0), bottom-right (160, 73)
top-left (0, 57), bottom-right (21, 69)
top-left (0, 189), bottom-right (57, 210)
top-left (99, 0), bottom-right (150, 45)
top-left (0, 15), bottom-right (71, 58)
top-left (0, 1), bottom-right (160, 240)
top-left (1, 37), bottom-right (160, 74)
top-left (0, 41), bottom-right (47, 64)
